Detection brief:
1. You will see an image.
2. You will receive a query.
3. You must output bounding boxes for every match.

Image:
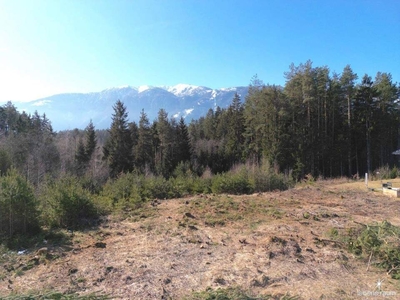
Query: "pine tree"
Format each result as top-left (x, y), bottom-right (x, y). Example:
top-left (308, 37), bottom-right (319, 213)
top-left (176, 117), bottom-right (192, 163)
top-left (354, 75), bottom-right (379, 174)
top-left (129, 121), bottom-right (139, 168)
top-left (243, 75), bottom-right (265, 162)
top-left (154, 109), bottom-right (174, 177)
top-left (85, 120), bottom-right (97, 160)
top-left (225, 93), bottom-right (245, 165)
top-left (340, 65), bottom-right (358, 176)
top-left (135, 110), bottom-right (154, 173)
top-left (374, 72), bottom-right (399, 166)
top-left (75, 138), bottom-right (87, 176)
top-left (103, 100), bottom-right (133, 177)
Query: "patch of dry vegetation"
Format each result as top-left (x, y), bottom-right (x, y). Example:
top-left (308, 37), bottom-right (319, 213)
top-left (1, 179), bottom-right (400, 299)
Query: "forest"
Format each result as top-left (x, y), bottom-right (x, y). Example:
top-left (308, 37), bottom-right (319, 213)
top-left (0, 60), bottom-right (399, 242)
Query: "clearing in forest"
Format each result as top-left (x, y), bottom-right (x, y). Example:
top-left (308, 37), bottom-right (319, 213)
top-left (1, 178), bottom-right (400, 299)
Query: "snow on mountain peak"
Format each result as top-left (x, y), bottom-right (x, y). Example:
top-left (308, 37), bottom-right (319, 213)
top-left (138, 85), bottom-right (153, 93)
top-left (166, 84), bottom-right (209, 96)
top-left (219, 87), bottom-right (237, 92)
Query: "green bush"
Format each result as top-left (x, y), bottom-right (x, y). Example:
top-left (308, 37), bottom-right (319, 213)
top-left (39, 176), bottom-right (98, 229)
top-left (96, 172), bottom-right (144, 212)
top-left (170, 176), bottom-right (195, 197)
top-left (94, 162), bottom-right (292, 214)
top-left (171, 162), bottom-right (199, 197)
top-left (173, 161), bottom-right (193, 178)
top-left (390, 166), bottom-right (398, 179)
top-left (143, 175), bottom-right (174, 199)
top-left (192, 177), bottom-right (212, 194)
top-left (0, 169), bottom-right (40, 239)
top-left (211, 167), bottom-right (253, 195)
top-left (210, 162), bottom-right (292, 195)
top-left (249, 159), bottom-right (293, 192)
top-left (372, 165), bottom-right (399, 180)
top-left (345, 221), bottom-right (400, 279)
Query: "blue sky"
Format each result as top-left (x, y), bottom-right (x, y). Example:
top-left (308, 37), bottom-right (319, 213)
top-left (0, 0), bottom-right (399, 102)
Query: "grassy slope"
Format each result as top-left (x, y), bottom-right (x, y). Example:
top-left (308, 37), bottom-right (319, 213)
top-left (1, 178), bottom-right (400, 299)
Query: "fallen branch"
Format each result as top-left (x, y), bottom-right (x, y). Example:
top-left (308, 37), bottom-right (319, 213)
top-left (387, 265), bottom-right (400, 275)
top-left (366, 251), bottom-right (373, 271)
top-left (315, 238), bottom-right (345, 245)
top-left (353, 221), bottom-right (367, 227)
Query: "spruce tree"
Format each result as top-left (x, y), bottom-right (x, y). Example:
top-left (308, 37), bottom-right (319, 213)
top-left (136, 109), bottom-right (153, 173)
top-left (225, 93), bottom-right (245, 165)
top-left (176, 117), bottom-right (192, 163)
top-left (103, 100), bottom-right (133, 177)
top-left (85, 119), bottom-right (97, 160)
top-left (154, 109), bottom-right (173, 177)
top-left (75, 138), bottom-right (87, 176)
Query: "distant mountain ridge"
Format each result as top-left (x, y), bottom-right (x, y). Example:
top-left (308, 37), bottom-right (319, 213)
top-left (16, 84), bottom-right (249, 131)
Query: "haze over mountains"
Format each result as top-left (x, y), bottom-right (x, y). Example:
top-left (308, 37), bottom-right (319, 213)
top-left (13, 84), bottom-right (249, 131)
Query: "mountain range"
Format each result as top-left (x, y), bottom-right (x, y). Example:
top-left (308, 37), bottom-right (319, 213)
top-left (13, 84), bottom-right (249, 131)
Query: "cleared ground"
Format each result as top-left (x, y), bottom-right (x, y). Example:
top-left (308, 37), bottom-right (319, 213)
top-left (1, 178), bottom-right (400, 299)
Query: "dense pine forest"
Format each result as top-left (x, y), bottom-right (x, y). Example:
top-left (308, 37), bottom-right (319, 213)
top-left (0, 61), bottom-right (399, 242)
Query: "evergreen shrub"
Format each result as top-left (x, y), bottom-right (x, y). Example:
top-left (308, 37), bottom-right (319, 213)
top-left (249, 159), bottom-right (293, 192)
top-left (211, 166), bottom-right (253, 195)
top-left (143, 175), bottom-right (174, 199)
top-left (39, 176), bottom-right (98, 229)
top-left (345, 221), bottom-right (400, 279)
top-left (0, 169), bottom-right (40, 238)
top-left (97, 172), bottom-right (144, 212)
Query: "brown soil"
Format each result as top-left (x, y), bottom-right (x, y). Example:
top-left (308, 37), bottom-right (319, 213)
top-left (1, 178), bottom-right (400, 299)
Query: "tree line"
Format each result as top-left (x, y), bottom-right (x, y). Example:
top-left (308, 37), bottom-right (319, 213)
top-left (0, 61), bottom-right (399, 184)
top-left (189, 62), bottom-right (399, 178)
top-left (104, 61), bottom-right (399, 179)
top-left (0, 60), bottom-right (399, 240)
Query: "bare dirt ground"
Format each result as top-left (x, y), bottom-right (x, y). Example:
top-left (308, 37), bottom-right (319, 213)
top-left (1, 178), bottom-right (400, 299)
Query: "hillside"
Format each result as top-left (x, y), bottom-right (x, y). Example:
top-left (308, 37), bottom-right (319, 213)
top-left (1, 179), bottom-right (400, 299)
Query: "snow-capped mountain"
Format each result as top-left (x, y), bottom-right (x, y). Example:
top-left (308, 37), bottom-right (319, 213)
top-left (14, 84), bottom-right (249, 131)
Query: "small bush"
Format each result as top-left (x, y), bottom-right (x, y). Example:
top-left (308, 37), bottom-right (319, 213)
top-left (192, 177), bottom-right (212, 194)
top-left (210, 162), bottom-right (292, 195)
top-left (211, 167), bottom-right (253, 195)
top-left (143, 175), bottom-right (174, 199)
top-left (39, 176), bottom-right (98, 229)
top-left (0, 169), bottom-right (40, 239)
top-left (94, 161), bottom-right (292, 213)
top-left (390, 166), bottom-right (398, 179)
top-left (372, 165), bottom-right (398, 180)
top-left (173, 161), bottom-right (193, 178)
top-left (344, 221), bottom-right (400, 279)
top-left (96, 172), bottom-right (144, 212)
top-left (171, 176), bottom-right (195, 197)
top-left (249, 159), bottom-right (293, 192)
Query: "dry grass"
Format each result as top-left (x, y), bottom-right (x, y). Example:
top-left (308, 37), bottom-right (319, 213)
top-left (1, 179), bottom-right (400, 299)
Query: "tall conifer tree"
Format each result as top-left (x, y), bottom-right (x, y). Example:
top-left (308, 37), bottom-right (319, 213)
top-left (85, 119), bottom-right (97, 160)
top-left (176, 117), bottom-right (192, 163)
top-left (103, 100), bottom-right (133, 177)
top-left (136, 109), bottom-right (154, 173)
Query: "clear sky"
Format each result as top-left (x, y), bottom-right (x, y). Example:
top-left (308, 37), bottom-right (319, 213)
top-left (0, 0), bottom-right (399, 102)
